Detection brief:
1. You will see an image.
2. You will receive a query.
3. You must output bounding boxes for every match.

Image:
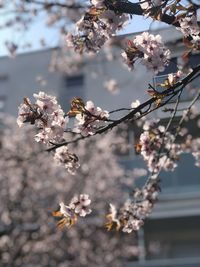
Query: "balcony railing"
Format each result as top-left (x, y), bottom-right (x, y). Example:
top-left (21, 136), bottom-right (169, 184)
top-left (125, 257), bottom-right (200, 267)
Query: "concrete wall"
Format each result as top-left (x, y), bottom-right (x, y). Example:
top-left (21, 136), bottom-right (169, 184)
top-left (0, 27), bottom-right (187, 118)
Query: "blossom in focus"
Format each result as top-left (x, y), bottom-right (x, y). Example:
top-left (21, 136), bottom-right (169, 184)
top-left (17, 97), bottom-right (41, 127)
top-left (17, 92), bottom-right (67, 144)
top-left (69, 194), bottom-right (92, 217)
top-left (74, 100), bottom-right (109, 135)
top-left (122, 32), bottom-right (170, 73)
top-left (52, 194), bottom-right (92, 228)
top-left (66, 5), bottom-right (128, 53)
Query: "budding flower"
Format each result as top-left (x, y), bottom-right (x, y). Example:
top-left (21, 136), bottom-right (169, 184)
top-left (69, 194), bottom-right (92, 217)
top-left (52, 194), bottom-right (92, 229)
top-left (52, 202), bottom-right (77, 229)
top-left (105, 204), bottom-right (121, 231)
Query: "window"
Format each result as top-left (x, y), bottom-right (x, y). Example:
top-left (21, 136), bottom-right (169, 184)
top-left (66, 75), bottom-right (84, 88)
top-left (65, 74), bottom-right (84, 99)
top-left (125, 216), bottom-right (200, 267)
top-left (145, 217), bottom-right (200, 260)
top-left (59, 74), bottom-right (85, 111)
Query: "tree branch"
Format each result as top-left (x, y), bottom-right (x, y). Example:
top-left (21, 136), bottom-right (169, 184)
top-left (47, 64), bottom-right (200, 152)
top-left (106, 0), bottom-right (179, 26)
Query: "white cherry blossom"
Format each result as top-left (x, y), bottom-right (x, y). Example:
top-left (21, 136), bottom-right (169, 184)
top-left (54, 146), bottom-right (80, 175)
top-left (74, 100), bottom-right (109, 135)
top-left (122, 32), bottom-right (170, 73)
top-left (69, 194), bottom-right (92, 217)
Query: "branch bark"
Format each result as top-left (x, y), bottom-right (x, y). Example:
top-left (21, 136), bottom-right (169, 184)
top-left (47, 64), bottom-right (200, 152)
top-left (106, 0), bottom-right (179, 26)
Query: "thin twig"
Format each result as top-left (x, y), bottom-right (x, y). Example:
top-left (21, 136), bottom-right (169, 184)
top-left (47, 64), bottom-right (200, 152)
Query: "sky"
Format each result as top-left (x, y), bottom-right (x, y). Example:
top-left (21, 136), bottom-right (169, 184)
top-left (0, 4), bottom-right (168, 57)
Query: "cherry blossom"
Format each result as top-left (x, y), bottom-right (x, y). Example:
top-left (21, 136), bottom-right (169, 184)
top-left (122, 32), bottom-right (170, 73)
top-left (54, 146), bottom-right (80, 175)
top-left (5, 0), bottom-right (200, 242)
top-left (66, 4), bottom-right (128, 54)
top-left (52, 195), bottom-right (92, 228)
top-left (138, 122), bottom-right (181, 173)
top-left (74, 100), bottom-right (109, 135)
top-left (69, 194), bottom-right (92, 217)
top-left (2, 115), bottom-right (140, 266)
top-left (17, 92), bottom-right (67, 144)
top-left (105, 179), bottom-right (160, 233)
top-left (52, 202), bottom-right (77, 229)
top-left (105, 204), bottom-right (121, 231)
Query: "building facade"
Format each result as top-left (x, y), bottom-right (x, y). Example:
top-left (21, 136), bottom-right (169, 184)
top-left (0, 27), bottom-right (200, 266)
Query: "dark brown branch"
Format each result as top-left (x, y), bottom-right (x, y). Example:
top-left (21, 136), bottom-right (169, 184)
top-left (47, 64), bottom-right (200, 152)
top-left (147, 89), bottom-right (200, 182)
top-left (105, 0), bottom-right (179, 26)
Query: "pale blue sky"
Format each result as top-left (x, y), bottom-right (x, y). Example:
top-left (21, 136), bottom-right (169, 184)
top-left (0, 6), bottom-right (168, 57)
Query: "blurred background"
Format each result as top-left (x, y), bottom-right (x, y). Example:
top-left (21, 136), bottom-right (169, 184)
top-left (0, 1), bottom-right (200, 267)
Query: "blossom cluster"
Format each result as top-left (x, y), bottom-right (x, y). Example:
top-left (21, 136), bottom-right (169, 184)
top-left (54, 146), bottom-right (80, 175)
top-left (17, 93), bottom-right (110, 174)
top-left (52, 194), bottom-right (92, 229)
top-left (122, 32), bottom-right (170, 73)
top-left (66, 1), bottom-right (128, 53)
top-left (69, 98), bottom-right (109, 135)
top-left (106, 178), bottom-right (160, 233)
top-left (17, 92), bottom-right (82, 175)
top-left (17, 91), bottom-right (67, 144)
top-left (158, 71), bottom-right (182, 89)
top-left (138, 120), bottom-right (180, 173)
top-left (2, 115), bottom-right (139, 265)
top-left (177, 15), bottom-right (200, 48)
